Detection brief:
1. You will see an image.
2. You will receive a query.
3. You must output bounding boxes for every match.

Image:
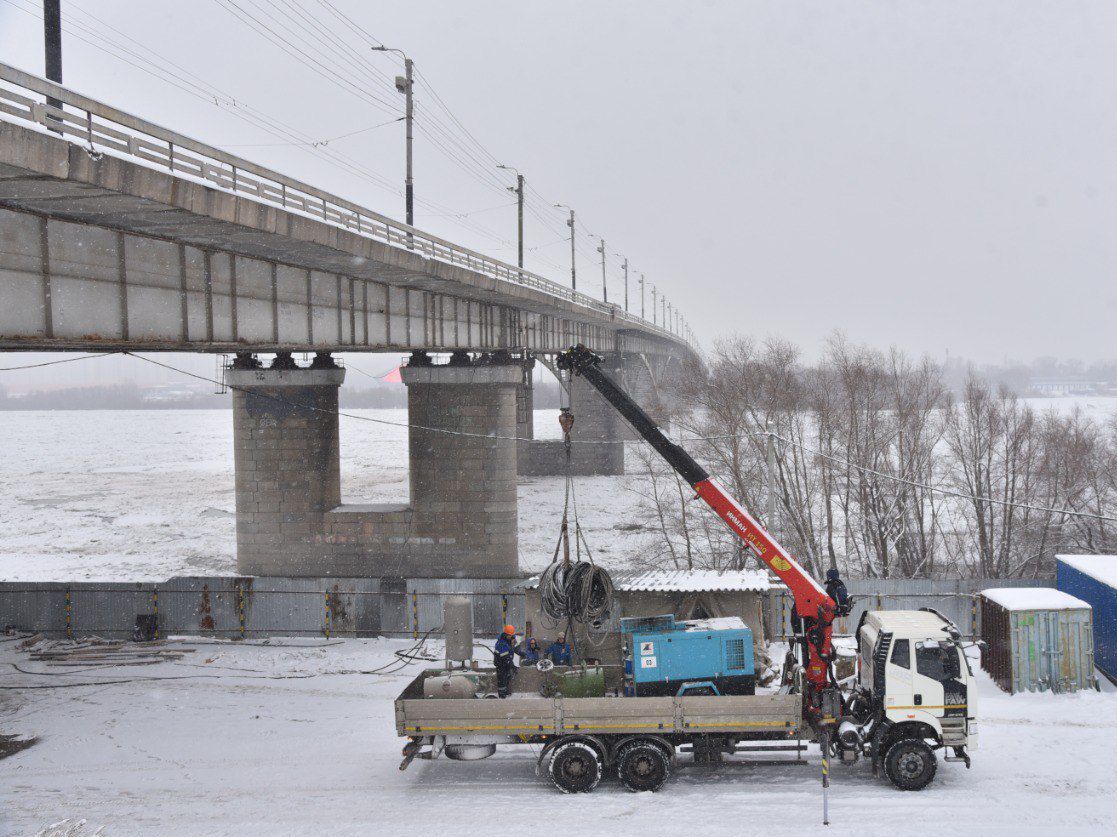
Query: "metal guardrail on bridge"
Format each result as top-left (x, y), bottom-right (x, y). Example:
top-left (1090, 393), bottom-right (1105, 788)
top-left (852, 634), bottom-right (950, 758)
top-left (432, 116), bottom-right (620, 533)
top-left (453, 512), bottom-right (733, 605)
top-left (0, 61), bottom-right (689, 349)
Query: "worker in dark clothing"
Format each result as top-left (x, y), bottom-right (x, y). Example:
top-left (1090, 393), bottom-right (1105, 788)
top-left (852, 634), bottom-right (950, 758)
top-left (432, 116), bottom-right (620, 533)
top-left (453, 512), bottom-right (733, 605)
top-left (494, 624), bottom-right (523, 698)
top-left (825, 568), bottom-right (852, 616)
top-left (545, 634), bottom-right (572, 666)
top-left (518, 636), bottom-right (541, 665)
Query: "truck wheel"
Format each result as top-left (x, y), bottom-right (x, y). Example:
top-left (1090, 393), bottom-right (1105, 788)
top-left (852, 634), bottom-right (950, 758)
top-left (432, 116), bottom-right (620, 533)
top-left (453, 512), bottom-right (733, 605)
top-left (617, 741), bottom-right (670, 792)
top-left (548, 742), bottom-right (602, 793)
top-left (884, 739), bottom-right (937, 791)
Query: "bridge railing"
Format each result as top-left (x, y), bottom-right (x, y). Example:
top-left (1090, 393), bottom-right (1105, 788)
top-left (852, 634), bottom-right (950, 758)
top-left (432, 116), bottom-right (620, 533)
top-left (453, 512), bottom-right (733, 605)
top-left (0, 62), bottom-right (690, 349)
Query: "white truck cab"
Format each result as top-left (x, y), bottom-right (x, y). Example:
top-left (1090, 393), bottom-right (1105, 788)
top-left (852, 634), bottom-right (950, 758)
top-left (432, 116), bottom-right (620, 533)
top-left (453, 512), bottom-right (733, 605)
top-left (846, 608), bottom-right (975, 790)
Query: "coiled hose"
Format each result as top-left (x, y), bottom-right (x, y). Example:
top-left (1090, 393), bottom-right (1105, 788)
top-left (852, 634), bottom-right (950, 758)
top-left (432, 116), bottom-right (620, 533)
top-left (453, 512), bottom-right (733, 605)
top-left (539, 561), bottom-right (614, 627)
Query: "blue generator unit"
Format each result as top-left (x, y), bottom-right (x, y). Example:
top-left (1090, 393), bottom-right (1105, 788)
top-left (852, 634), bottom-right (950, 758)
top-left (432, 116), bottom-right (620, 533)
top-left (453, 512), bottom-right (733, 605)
top-left (620, 614), bottom-right (755, 697)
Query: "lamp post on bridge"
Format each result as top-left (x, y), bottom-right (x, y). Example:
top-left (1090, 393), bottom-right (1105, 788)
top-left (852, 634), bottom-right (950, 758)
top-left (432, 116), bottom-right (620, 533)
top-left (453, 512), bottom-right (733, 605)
top-left (42, 0), bottom-right (63, 133)
top-left (372, 45), bottom-right (414, 228)
top-left (596, 236), bottom-right (608, 304)
top-left (651, 285), bottom-right (657, 326)
top-left (638, 273), bottom-right (645, 319)
top-left (554, 204), bottom-right (576, 292)
top-left (617, 254), bottom-right (629, 314)
top-left (497, 164), bottom-right (524, 270)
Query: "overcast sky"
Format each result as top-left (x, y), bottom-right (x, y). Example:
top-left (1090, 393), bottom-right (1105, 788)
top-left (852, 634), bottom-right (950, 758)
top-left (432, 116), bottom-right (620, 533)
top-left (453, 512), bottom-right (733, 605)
top-left (2, 0), bottom-right (1115, 375)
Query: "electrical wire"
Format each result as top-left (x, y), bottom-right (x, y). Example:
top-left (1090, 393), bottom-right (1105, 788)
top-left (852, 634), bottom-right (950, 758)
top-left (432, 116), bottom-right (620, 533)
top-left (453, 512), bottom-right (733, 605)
top-left (0, 631), bottom-right (440, 689)
top-left (121, 352), bottom-right (621, 445)
top-left (218, 116), bottom-right (405, 148)
top-left (0, 352), bottom-right (119, 371)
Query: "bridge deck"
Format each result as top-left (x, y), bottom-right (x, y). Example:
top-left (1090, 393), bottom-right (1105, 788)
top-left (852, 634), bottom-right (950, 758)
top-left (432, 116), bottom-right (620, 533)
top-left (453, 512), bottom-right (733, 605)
top-left (0, 63), bottom-right (691, 360)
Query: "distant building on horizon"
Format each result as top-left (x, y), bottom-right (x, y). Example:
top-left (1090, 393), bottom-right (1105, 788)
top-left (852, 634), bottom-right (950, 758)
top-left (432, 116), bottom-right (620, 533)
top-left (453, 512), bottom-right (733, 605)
top-left (1028, 378), bottom-right (1112, 396)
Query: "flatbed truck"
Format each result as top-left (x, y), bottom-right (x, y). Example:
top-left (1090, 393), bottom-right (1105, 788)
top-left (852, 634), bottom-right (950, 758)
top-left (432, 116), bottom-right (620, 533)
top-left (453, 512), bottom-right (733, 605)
top-left (393, 346), bottom-right (975, 794)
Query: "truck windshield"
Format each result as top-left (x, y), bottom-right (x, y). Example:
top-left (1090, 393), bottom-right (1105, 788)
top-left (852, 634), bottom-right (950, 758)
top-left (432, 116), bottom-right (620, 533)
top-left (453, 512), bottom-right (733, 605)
top-left (915, 640), bottom-right (960, 681)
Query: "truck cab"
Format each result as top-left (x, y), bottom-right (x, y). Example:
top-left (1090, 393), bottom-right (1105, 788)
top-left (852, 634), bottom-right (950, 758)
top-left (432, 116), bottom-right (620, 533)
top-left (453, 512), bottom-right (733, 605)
top-left (851, 609), bottom-right (976, 790)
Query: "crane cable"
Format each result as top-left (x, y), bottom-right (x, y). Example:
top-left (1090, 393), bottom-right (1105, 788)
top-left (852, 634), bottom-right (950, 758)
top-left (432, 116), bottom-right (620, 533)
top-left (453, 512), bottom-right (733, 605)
top-left (538, 384), bottom-right (614, 637)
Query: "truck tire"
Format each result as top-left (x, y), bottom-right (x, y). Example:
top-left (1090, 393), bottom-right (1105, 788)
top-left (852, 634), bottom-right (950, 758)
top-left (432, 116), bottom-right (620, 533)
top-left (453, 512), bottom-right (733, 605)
top-left (884, 739), bottom-right (937, 791)
top-left (616, 741), bottom-right (670, 792)
top-left (548, 741), bottom-right (602, 793)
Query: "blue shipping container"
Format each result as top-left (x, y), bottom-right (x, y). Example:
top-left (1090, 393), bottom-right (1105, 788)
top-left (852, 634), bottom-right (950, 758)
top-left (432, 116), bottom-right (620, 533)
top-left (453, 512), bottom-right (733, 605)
top-left (1057, 555), bottom-right (1117, 683)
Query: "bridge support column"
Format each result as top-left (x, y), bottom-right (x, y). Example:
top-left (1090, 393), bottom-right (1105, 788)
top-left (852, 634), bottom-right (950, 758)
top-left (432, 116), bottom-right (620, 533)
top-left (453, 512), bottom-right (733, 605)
top-left (565, 360), bottom-right (627, 474)
top-left (516, 356), bottom-right (535, 475)
top-left (395, 351), bottom-right (521, 576)
top-left (619, 354), bottom-right (666, 436)
top-left (521, 354), bottom-right (626, 476)
top-left (229, 352), bottom-right (345, 576)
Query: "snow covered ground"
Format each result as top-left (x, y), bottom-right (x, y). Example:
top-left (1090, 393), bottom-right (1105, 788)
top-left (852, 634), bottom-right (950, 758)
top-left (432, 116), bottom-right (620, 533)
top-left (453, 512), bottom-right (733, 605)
top-left (0, 636), bottom-right (1114, 837)
top-left (0, 409), bottom-right (656, 582)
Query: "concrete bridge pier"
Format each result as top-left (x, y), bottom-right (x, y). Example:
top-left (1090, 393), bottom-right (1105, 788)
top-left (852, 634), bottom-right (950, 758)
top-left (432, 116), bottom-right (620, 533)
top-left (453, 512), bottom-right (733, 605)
top-left (230, 350), bottom-right (521, 578)
top-left (519, 353), bottom-right (627, 477)
top-left (515, 355), bottom-right (536, 475)
top-left (396, 350), bottom-right (521, 577)
top-left (615, 354), bottom-right (665, 441)
top-left (229, 351), bottom-right (345, 576)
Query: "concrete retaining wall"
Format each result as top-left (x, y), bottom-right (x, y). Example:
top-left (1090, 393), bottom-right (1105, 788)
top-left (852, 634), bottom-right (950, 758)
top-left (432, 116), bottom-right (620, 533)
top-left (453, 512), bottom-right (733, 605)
top-left (0, 576), bottom-right (524, 639)
top-left (0, 576), bottom-right (1053, 642)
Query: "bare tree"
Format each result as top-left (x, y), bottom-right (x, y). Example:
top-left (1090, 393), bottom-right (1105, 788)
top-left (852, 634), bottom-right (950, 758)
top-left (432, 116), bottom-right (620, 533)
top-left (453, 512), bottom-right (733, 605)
top-left (628, 339), bottom-right (1117, 580)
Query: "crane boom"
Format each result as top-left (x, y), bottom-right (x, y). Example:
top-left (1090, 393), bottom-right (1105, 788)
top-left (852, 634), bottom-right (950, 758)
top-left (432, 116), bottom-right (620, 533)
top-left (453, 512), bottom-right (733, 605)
top-left (557, 345), bottom-right (838, 704)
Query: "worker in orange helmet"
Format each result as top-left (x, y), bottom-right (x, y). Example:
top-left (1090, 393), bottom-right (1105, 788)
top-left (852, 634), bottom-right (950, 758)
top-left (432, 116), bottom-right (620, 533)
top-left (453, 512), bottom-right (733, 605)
top-left (493, 624), bottom-right (524, 698)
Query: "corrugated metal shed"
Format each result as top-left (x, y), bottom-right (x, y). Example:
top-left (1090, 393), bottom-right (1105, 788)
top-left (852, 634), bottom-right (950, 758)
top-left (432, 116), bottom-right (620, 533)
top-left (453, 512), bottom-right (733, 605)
top-left (1057, 554), bottom-right (1117, 683)
top-left (980, 587), bottom-right (1096, 694)
top-left (520, 569), bottom-right (772, 593)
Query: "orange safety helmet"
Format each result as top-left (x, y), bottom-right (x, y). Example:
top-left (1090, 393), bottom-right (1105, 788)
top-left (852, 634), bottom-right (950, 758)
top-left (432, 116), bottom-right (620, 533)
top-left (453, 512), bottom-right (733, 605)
top-left (503, 624), bottom-right (516, 635)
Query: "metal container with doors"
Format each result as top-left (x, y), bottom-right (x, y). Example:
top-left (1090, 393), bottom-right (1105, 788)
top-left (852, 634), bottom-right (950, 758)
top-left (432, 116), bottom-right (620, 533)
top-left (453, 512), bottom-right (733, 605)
top-left (1057, 554), bottom-right (1117, 684)
top-left (980, 588), bottom-right (1096, 694)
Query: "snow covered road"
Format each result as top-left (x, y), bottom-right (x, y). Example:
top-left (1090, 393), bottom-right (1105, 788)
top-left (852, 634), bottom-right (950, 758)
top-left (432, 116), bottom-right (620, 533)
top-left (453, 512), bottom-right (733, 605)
top-left (1, 637), bottom-right (1114, 836)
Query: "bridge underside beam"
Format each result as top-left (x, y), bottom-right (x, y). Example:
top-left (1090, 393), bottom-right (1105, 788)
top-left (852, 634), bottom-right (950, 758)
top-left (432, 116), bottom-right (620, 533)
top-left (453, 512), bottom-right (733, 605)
top-left (0, 121), bottom-right (683, 361)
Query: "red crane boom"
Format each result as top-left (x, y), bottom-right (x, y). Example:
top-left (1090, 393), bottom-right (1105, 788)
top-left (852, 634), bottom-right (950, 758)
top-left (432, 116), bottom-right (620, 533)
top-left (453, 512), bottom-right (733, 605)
top-left (557, 345), bottom-right (839, 721)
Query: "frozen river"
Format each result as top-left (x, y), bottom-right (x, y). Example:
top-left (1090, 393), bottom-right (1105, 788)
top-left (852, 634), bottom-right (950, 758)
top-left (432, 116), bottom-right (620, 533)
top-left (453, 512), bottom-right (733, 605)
top-left (1, 397), bottom-right (1114, 582)
top-left (0, 408), bottom-right (654, 581)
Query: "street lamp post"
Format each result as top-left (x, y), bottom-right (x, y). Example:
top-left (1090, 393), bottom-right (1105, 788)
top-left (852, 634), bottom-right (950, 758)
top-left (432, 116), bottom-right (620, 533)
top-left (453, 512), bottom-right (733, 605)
top-left (372, 45), bottom-right (414, 227)
top-left (620, 256), bottom-right (629, 313)
top-left (554, 204), bottom-right (576, 292)
top-left (42, 0), bottom-right (62, 132)
top-left (497, 165), bottom-right (524, 270)
top-left (651, 285), bottom-right (657, 326)
top-left (596, 237), bottom-right (608, 304)
top-left (638, 273), bottom-right (645, 319)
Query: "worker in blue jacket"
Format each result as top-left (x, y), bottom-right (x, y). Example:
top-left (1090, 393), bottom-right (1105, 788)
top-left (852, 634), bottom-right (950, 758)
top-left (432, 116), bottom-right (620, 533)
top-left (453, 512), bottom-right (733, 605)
top-left (494, 624), bottom-right (523, 698)
top-left (545, 634), bottom-right (572, 666)
top-left (825, 568), bottom-right (853, 616)
top-left (518, 636), bottom-right (541, 665)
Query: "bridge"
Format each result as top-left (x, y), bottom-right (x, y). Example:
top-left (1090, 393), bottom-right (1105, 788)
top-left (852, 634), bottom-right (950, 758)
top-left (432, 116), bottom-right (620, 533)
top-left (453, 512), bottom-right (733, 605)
top-left (0, 63), bottom-right (700, 581)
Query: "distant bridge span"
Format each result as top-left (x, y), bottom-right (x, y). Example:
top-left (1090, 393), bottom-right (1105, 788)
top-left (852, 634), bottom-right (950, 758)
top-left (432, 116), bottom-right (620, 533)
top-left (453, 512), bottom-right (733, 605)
top-left (0, 63), bottom-right (696, 363)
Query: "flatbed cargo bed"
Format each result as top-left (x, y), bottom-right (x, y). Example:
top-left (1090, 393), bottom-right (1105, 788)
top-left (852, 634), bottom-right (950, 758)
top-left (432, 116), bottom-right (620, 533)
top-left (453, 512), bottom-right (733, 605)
top-left (394, 670), bottom-right (807, 740)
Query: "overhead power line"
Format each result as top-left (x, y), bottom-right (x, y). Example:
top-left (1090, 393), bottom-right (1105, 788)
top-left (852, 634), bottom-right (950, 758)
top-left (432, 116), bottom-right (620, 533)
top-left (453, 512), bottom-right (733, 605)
top-left (0, 352), bottom-right (120, 371)
top-left (219, 116), bottom-right (405, 148)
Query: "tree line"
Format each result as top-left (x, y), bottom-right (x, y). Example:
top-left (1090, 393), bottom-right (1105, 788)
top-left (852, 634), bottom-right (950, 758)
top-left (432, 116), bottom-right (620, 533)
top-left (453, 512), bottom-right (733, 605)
top-left (629, 337), bottom-right (1117, 580)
